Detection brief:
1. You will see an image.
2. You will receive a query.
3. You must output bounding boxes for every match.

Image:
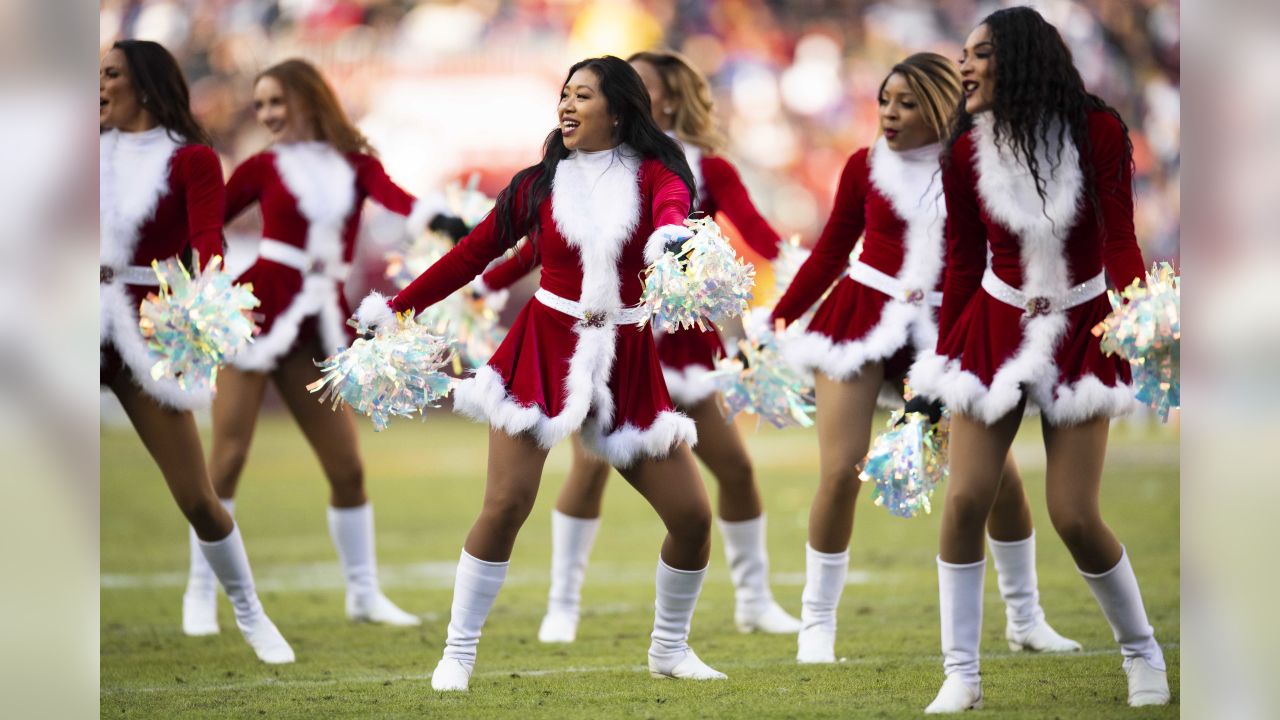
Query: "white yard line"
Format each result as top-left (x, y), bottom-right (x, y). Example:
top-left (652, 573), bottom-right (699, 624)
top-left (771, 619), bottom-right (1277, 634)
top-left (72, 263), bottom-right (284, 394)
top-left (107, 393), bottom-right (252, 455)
top-left (102, 643), bottom-right (1178, 696)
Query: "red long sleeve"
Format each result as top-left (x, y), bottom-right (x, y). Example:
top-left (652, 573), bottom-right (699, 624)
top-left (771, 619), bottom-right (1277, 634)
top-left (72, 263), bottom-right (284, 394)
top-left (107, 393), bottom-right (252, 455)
top-left (481, 238), bottom-right (539, 291)
top-left (177, 145), bottom-right (225, 269)
top-left (650, 162), bottom-right (692, 228)
top-left (224, 154), bottom-right (265, 223)
top-left (355, 154), bottom-right (417, 216)
top-left (935, 134), bottom-right (988, 345)
top-left (702, 156), bottom-right (781, 260)
top-left (1091, 113), bottom-right (1145, 289)
top-left (771, 149), bottom-right (868, 325)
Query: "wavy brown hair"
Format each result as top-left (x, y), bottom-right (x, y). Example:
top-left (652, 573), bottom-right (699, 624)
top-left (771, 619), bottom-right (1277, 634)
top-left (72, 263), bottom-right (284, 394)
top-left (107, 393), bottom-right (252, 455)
top-left (257, 59), bottom-right (374, 155)
top-left (628, 50), bottom-right (726, 154)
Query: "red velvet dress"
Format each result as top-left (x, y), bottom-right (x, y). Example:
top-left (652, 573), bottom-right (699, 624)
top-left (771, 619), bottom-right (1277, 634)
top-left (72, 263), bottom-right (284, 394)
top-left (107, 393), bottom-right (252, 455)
top-left (226, 142), bottom-right (439, 371)
top-left (391, 147), bottom-right (695, 467)
top-left (477, 143), bottom-right (783, 406)
top-left (99, 127), bottom-right (225, 410)
top-left (770, 139), bottom-right (946, 398)
top-left (908, 111), bottom-right (1145, 425)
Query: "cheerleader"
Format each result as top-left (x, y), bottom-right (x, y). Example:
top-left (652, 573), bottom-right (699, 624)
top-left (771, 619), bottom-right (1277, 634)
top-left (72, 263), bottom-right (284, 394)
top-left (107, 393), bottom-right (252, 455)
top-left (100, 40), bottom-right (293, 664)
top-left (181, 59), bottom-right (464, 634)
top-left (357, 55), bottom-right (724, 691)
top-left (473, 49), bottom-right (800, 644)
top-left (767, 53), bottom-right (1079, 665)
top-left (911, 8), bottom-right (1169, 711)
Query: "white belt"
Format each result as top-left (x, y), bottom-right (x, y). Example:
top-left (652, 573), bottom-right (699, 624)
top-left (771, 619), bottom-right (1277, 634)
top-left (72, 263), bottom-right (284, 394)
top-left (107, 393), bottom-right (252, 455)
top-left (847, 260), bottom-right (942, 307)
top-left (259, 239), bottom-right (351, 280)
top-left (981, 268), bottom-right (1106, 319)
top-left (534, 288), bottom-right (649, 327)
top-left (100, 264), bottom-right (159, 286)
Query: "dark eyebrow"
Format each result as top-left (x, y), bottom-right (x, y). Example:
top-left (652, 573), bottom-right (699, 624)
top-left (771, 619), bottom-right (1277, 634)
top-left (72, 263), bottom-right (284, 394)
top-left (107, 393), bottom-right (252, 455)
top-left (974, 41), bottom-right (994, 50)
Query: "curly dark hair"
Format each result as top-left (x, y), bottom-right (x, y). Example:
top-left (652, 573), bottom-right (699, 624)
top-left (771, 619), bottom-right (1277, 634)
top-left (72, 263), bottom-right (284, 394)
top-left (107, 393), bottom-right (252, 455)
top-left (944, 6), bottom-right (1134, 225)
top-left (491, 56), bottom-right (695, 252)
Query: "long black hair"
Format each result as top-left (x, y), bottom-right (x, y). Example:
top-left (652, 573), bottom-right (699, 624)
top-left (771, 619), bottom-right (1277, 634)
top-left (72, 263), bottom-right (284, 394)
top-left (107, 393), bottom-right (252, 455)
top-left (944, 6), bottom-right (1133, 224)
top-left (110, 40), bottom-right (213, 147)
top-left (491, 55), bottom-right (696, 251)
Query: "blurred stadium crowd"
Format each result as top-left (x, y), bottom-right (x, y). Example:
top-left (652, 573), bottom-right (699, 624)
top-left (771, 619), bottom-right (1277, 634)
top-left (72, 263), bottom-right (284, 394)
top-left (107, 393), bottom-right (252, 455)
top-left (99, 0), bottom-right (1179, 271)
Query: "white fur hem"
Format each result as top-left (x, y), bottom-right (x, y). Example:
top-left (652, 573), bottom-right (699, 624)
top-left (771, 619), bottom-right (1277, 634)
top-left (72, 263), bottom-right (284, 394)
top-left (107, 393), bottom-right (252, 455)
top-left (908, 349), bottom-right (1136, 425)
top-left (355, 291), bottom-right (396, 330)
top-left (780, 298), bottom-right (934, 381)
top-left (231, 275), bottom-right (348, 371)
top-left (583, 410), bottom-right (698, 468)
top-left (661, 363), bottom-right (719, 406)
top-left (644, 224), bottom-right (690, 265)
top-left (101, 281), bottom-right (212, 411)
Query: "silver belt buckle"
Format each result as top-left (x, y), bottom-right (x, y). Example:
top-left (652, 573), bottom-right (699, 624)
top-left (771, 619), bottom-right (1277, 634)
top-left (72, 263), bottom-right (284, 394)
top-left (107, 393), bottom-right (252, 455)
top-left (579, 310), bottom-right (607, 328)
top-left (1024, 296), bottom-right (1052, 318)
top-left (903, 288), bottom-right (925, 305)
top-left (100, 265), bottom-right (115, 284)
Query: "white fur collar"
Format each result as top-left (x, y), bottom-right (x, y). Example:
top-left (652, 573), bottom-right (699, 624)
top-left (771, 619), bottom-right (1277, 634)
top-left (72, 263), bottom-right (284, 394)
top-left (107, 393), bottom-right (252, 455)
top-left (100, 127), bottom-right (181, 267)
top-left (551, 145), bottom-right (642, 309)
top-left (972, 112), bottom-right (1084, 299)
top-left (272, 142), bottom-right (356, 237)
top-left (868, 137), bottom-right (947, 292)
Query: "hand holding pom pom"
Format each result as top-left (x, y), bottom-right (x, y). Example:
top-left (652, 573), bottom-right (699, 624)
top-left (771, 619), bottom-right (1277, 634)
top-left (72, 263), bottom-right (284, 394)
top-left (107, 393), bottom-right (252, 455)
top-left (860, 406), bottom-right (950, 519)
top-left (308, 308), bottom-right (456, 432)
top-left (138, 254), bottom-right (259, 394)
top-left (640, 216), bottom-right (756, 333)
top-left (1091, 262), bottom-right (1180, 421)
top-left (707, 334), bottom-right (815, 430)
top-left (354, 291), bottom-right (398, 336)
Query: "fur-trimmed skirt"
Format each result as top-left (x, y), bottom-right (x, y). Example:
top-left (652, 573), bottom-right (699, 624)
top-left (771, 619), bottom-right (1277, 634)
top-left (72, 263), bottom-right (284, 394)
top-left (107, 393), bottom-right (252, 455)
top-left (453, 296), bottom-right (696, 467)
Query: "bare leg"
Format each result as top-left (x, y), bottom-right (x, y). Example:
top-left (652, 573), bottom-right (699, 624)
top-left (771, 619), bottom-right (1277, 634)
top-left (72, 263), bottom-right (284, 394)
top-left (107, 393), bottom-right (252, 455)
top-left (554, 433), bottom-right (612, 519)
top-left (808, 366), bottom-right (884, 552)
top-left (1041, 416), bottom-right (1122, 573)
top-left (683, 395), bottom-right (762, 521)
top-left (616, 443), bottom-right (713, 570)
top-left (617, 444), bottom-right (724, 680)
top-left (1044, 415), bottom-right (1167, 706)
top-left (986, 453), bottom-right (1035, 542)
top-left (273, 346), bottom-right (367, 508)
top-left (207, 365), bottom-right (269, 500)
top-left (110, 375), bottom-right (231, 541)
top-left (464, 428), bottom-right (551, 561)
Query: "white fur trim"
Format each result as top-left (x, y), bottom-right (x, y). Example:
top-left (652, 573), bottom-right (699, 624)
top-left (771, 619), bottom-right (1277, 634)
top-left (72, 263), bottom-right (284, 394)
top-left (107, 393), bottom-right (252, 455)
top-left (100, 280), bottom-right (212, 410)
top-left (233, 144), bottom-right (357, 371)
top-left (552, 146), bottom-right (640, 310)
top-left (355, 291), bottom-right (396, 330)
top-left (583, 410), bottom-right (698, 468)
top-left (905, 117), bottom-right (1126, 425)
top-left (661, 363), bottom-right (719, 406)
top-left (644, 224), bottom-right (690, 265)
top-left (406, 194), bottom-right (446, 238)
top-left (99, 128), bottom-right (181, 268)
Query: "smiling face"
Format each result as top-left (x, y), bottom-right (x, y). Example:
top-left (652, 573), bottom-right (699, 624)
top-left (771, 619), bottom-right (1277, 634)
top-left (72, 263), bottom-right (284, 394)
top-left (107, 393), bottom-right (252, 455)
top-left (959, 23), bottom-right (996, 114)
top-left (630, 59), bottom-right (673, 131)
top-left (100, 48), bottom-right (153, 131)
top-left (253, 75), bottom-right (313, 143)
top-left (878, 72), bottom-right (935, 151)
top-left (558, 68), bottom-right (616, 152)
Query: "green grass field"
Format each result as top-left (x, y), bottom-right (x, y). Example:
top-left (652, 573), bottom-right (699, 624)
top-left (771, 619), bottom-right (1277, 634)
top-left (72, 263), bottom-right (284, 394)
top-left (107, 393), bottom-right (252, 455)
top-left (101, 410), bottom-right (1178, 718)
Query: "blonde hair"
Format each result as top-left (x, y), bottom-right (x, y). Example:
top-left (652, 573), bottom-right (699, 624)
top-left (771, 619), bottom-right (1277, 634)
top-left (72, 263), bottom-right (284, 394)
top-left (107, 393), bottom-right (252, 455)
top-left (257, 59), bottom-right (374, 156)
top-left (628, 50), bottom-right (726, 154)
top-left (878, 52), bottom-right (963, 144)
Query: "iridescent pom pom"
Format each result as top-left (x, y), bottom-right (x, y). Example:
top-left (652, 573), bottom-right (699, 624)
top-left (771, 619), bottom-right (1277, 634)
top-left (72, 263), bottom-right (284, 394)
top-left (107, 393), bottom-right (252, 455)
top-left (307, 312), bottom-right (456, 431)
top-left (859, 409), bottom-right (951, 519)
top-left (708, 333), bottom-right (815, 429)
top-left (1091, 262), bottom-right (1180, 422)
top-left (440, 173), bottom-right (496, 229)
top-left (641, 216), bottom-right (755, 332)
top-left (138, 254), bottom-right (259, 394)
